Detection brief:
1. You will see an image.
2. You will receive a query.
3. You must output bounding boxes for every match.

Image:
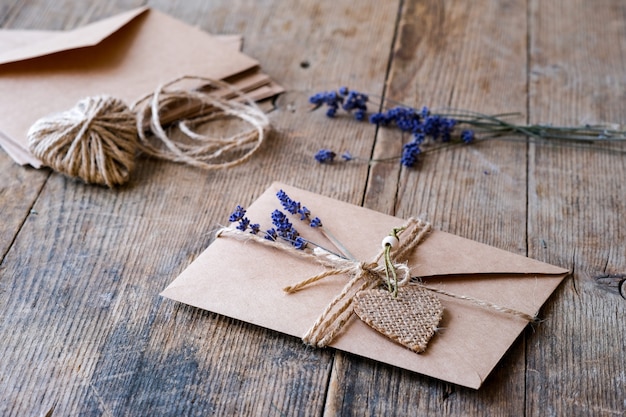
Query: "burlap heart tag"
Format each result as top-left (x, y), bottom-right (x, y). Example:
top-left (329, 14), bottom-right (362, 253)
top-left (353, 286), bottom-right (443, 353)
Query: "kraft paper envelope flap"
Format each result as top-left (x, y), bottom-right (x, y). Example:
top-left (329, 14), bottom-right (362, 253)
top-left (0, 7), bottom-right (266, 167)
top-left (161, 182), bottom-right (569, 389)
top-left (0, 29), bottom-right (243, 61)
top-left (0, 30), bottom-right (60, 52)
top-left (0, 8), bottom-right (148, 64)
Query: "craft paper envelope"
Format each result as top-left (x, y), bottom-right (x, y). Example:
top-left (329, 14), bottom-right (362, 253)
top-left (161, 182), bottom-right (569, 389)
top-left (0, 7), bottom-right (280, 167)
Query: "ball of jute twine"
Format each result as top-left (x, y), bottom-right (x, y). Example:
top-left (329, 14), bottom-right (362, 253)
top-left (27, 76), bottom-right (270, 188)
top-left (28, 95), bottom-right (138, 188)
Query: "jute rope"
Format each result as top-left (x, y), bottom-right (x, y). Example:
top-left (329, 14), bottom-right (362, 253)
top-left (287, 218), bottom-right (431, 347)
top-left (27, 76), bottom-right (269, 188)
top-left (133, 76), bottom-right (269, 170)
top-left (217, 217), bottom-right (537, 350)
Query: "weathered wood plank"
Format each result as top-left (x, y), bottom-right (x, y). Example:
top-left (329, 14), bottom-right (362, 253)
top-left (527, 0), bottom-right (626, 415)
top-left (0, 158), bottom-right (48, 259)
top-left (328, 0), bottom-right (533, 414)
top-left (0, 0), bottom-right (399, 415)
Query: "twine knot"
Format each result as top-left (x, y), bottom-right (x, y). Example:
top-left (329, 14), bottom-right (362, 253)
top-left (360, 261), bottom-right (381, 275)
top-left (289, 218), bottom-right (431, 347)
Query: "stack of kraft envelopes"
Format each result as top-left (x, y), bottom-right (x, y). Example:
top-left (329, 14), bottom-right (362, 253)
top-left (0, 7), bottom-right (282, 168)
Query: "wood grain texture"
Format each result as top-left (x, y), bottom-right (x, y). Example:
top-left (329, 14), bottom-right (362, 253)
top-left (526, 0), bottom-right (626, 415)
top-left (0, 160), bottom-right (48, 259)
top-left (1, 0), bottom-right (625, 415)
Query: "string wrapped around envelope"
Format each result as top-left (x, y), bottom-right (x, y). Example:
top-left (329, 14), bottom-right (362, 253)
top-left (217, 217), bottom-right (537, 354)
top-left (26, 76), bottom-right (270, 188)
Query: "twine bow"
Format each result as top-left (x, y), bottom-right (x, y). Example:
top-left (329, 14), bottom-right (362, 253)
top-left (217, 217), bottom-right (436, 349)
top-left (281, 218), bottom-right (431, 347)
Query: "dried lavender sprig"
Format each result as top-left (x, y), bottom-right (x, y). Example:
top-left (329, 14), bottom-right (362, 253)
top-left (437, 109), bottom-right (626, 142)
top-left (310, 87), bottom-right (626, 168)
top-left (311, 88), bottom-right (475, 167)
top-left (227, 197), bottom-right (352, 259)
top-left (228, 205), bottom-right (260, 234)
top-left (270, 209), bottom-right (308, 249)
top-left (275, 189), bottom-right (355, 260)
top-left (367, 93), bottom-right (626, 142)
top-left (229, 204), bottom-right (306, 249)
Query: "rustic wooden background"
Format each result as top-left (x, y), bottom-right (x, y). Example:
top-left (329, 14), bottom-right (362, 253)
top-left (1, 0), bottom-right (625, 415)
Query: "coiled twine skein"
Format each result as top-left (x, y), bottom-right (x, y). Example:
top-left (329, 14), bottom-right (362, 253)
top-left (27, 76), bottom-right (270, 188)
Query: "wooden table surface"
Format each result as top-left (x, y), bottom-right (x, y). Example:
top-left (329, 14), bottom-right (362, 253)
top-left (2, 0), bottom-right (625, 415)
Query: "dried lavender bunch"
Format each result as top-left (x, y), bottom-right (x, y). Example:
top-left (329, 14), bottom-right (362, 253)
top-left (228, 189), bottom-right (352, 258)
top-left (309, 87), bottom-right (626, 168)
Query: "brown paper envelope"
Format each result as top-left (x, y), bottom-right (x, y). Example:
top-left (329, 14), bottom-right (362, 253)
top-left (0, 29), bottom-right (59, 52)
top-left (161, 182), bottom-right (569, 389)
top-left (0, 28), bottom-right (251, 165)
top-left (0, 28), bottom-right (242, 53)
top-left (0, 7), bottom-right (269, 167)
top-left (213, 34), bottom-right (244, 51)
